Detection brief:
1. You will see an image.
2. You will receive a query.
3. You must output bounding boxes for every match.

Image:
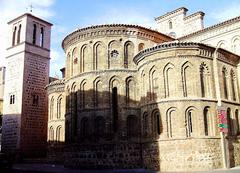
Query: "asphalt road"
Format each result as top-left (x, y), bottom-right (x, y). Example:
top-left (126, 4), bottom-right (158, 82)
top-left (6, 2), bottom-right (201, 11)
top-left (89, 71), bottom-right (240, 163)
top-left (2, 164), bottom-right (240, 173)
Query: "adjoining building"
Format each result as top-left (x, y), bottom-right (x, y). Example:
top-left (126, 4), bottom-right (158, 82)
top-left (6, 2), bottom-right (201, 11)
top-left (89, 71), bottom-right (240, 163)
top-left (0, 66), bottom-right (6, 151)
top-left (46, 7), bottom-right (240, 172)
top-left (155, 7), bottom-right (240, 56)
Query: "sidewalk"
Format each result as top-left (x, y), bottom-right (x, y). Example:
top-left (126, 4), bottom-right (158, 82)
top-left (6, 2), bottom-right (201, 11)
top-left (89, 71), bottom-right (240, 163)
top-left (10, 163), bottom-right (240, 173)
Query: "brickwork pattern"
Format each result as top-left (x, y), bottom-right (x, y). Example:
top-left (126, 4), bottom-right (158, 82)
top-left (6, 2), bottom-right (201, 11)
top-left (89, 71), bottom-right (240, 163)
top-left (47, 24), bottom-right (240, 171)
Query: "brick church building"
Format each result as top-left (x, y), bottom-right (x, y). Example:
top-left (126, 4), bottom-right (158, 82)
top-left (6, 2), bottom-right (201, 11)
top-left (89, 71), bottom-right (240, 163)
top-left (2, 7), bottom-right (240, 172)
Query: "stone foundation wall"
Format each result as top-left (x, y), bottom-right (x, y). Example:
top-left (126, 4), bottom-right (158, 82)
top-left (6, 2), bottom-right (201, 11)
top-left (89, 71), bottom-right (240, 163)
top-left (142, 142), bottom-right (160, 170)
top-left (47, 143), bottom-right (65, 164)
top-left (158, 138), bottom-right (223, 172)
top-left (228, 137), bottom-right (240, 167)
top-left (64, 143), bottom-right (142, 169)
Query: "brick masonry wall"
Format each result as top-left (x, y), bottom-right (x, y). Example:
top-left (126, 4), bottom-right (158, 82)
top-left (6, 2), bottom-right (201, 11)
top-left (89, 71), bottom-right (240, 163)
top-left (229, 138), bottom-right (240, 167)
top-left (20, 53), bottom-right (49, 157)
top-left (47, 24), bottom-right (240, 171)
top-left (64, 143), bottom-right (142, 169)
top-left (142, 142), bottom-right (160, 170)
top-left (159, 138), bottom-right (222, 171)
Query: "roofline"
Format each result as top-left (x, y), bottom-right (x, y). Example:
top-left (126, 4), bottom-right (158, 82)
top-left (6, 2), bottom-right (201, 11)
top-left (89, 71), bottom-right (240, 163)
top-left (180, 15), bottom-right (240, 39)
top-left (8, 13), bottom-right (53, 26)
top-left (155, 7), bottom-right (188, 21)
top-left (184, 11), bottom-right (205, 20)
top-left (62, 24), bottom-right (173, 50)
top-left (133, 41), bottom-right (240, 65)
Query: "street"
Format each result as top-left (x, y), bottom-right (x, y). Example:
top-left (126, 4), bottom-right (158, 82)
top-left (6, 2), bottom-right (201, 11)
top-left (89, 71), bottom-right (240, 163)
top-left (3, 164), bottom-right (239, 173)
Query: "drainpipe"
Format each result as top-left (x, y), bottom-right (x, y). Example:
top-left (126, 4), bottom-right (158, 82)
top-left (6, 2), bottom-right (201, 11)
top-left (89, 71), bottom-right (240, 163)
top-left (213, 47), bottom-right (229, 169)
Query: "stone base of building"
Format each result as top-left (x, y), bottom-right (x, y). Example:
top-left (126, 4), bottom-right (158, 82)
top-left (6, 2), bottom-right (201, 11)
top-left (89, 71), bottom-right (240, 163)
top-left (158, 138), bottom-right (222, 171)
top-left (47, 137), bottom-right (240, 171)
top-left (47, 143), bottom-right (65, 164)
top-left (229, 137), bottom-right (240, 167)
top-left (64, 142), bottom-right (142, 169)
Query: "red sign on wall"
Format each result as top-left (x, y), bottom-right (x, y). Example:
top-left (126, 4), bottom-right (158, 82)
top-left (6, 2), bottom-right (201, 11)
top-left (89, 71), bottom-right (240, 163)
top-left (217, 107), bottom-right (228, 133)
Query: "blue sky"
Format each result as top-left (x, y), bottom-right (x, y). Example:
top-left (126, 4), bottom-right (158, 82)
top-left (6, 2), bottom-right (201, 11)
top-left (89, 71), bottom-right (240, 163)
top-left (1, 0), bottom-right (240, 77)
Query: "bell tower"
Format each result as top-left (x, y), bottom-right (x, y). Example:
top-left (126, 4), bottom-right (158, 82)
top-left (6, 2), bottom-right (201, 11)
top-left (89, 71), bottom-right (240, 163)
top-left (2, 13), bottom-right (52, 157)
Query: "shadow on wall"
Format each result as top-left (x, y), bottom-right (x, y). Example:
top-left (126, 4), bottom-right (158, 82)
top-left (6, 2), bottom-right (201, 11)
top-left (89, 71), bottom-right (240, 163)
top-left (228, 118), bottom-right (240, 168)
top-left (47, 141), bottom-right (65, 164)
top-left (48, 87), bottom-right (240, 170)
top-left (48, 88), bottom-right (162, 170)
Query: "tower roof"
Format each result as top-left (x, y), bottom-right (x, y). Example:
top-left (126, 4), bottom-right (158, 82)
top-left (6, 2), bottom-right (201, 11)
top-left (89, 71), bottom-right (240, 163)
top-left (155, 7), bottom-right (188, 21)
top-left (8, 13), bottom-right (53, 26)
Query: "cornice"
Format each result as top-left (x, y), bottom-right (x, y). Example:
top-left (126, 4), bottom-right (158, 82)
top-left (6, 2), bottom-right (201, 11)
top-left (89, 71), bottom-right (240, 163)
top-left (62, 24), bottom-right (173, 51)
top-left (134, 41), bottom-right (240, 65)
top-left (180, 15), bottom-right (240, 39)
top-left (8, 13), bottom-right (53, 26)
top-left (155, 7), bottom-right (188, 21)
top-left (184, 11), bottom-right (205, 21)
top-left (133, 42), bottom-right (214, 64)
top-left (65, 69), bottom-right (138, 83)
top-left (46, 79), bottom-right (65, 89)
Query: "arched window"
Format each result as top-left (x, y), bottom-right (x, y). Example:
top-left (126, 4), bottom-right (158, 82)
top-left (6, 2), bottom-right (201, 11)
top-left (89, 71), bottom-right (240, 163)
top-left (12, 26), bottom-right (17, 46)
top-left (218, 41), bottom-right (226, 49)
top-left (94, 80), bottom-right (99, 107)
top-left (169, 21), bottom-right (173, 29)
top-left (50, 97), bottom-right (54, 120)
top-left (127, 115), bottom-right (138, 138)
top-left (49, 127), bottom-right (54, 142)
top-left (150, 68), bottom-right (159, 101)
top-left (143, 112), bottom-right (148, 137)
top-left (72, 48), bottom-right (77, 76)
top-left (56, 126), bottom-right (62, 142)
top-left (227, 108), bottom-right (233, 136)
top-left (32, 94), bottom-right (39, 106)
top-left (66, 53), bottom-right (71, 78)
top-left (141, 71), bottom-right (146, 103)
top-left (108, 40), bottom-right (121, 68)
top-left (222, 67), bottom-right (228, 99)
top-left (80, 80), bottom-right (86, 108)
top-left (94, 116), bottom-right (105, 138)
top-left (17, 24), bottom-right (21, 44)
top-left (80, 117), bottom-right (89, 139)
top-left (57, 96), bottom-right (62, 119)
top-left (112, 87), bottom-right (118, 132)
top-left (138, 43), bottom-right (144, 51)
top-left (80, 45), bottom-right (87, 73)
top-left (200, 63), bottom-right (210, 97)
top-left (124, 41), bottom-right (134, 68)
top-left (33, 24), bottom-right (37, 45)
top-left (200, 68), bottom-right (205, 97)
top-left (94, 42), bottom-right (105, 70)
top-left (40, 27), bottom-right (44, 47)
top-left (10, 94), bottom-right (15, 104)
top-left (66, 87), bottom-right (70, 113)
top-left (126, 77), bottom-right (135, 106)
top-left (232, 38), bottom-right (240, 54)
top-left (65, 120), bottom-right (70, 142)
top-left (235, 109), bottom-right (239, 134)
top-left (230, 70), bottom-right (236, 101)
top-left (167, 108), bottom-right (177, 138)
top-left (152, 110), bottom-right (161, 138)
top-left (203, 107), bottom-right (210, 136)
top-left (169, 32), bottom-right (176, 38)
top-left (181, 62), bottom-right (193, 97)
top-left (72, 85), bottom-right (77, 136)
top-left (186, 110), bottom-right (193, 137)
top-left (163, 63), bottom-right (175, 97)
top-left (126, 79), bottom-right (130, 106)
top-left (94, 78), bottom-right (104, 107)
